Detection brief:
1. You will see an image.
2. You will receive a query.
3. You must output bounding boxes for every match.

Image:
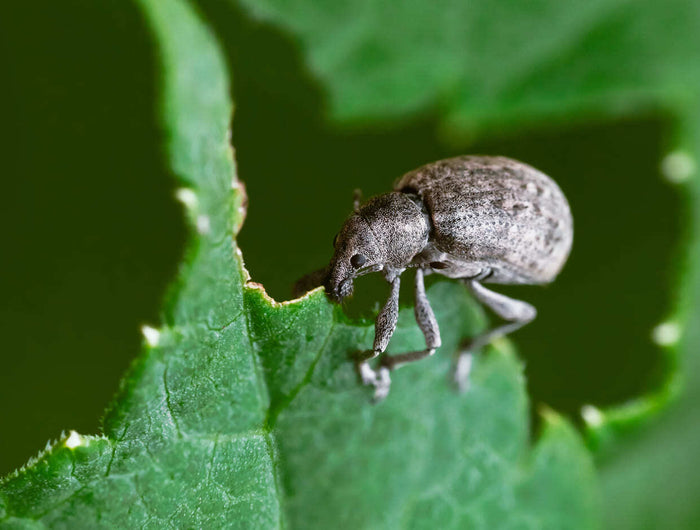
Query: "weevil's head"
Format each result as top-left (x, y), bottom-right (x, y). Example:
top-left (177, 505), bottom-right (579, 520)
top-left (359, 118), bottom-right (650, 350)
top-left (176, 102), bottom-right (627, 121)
top-left (326, 214), bottom-right (383, 302)
top-left (325, 192), bottom-right (431, 302)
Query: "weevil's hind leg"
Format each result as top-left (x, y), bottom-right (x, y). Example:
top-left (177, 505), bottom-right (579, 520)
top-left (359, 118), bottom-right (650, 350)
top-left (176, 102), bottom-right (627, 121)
top-left (379, 268), bottom-right (442, 378)
top-left (356, 274), bottom-right (401, 402)
top-left (452, 280), bottom-right (536, 392)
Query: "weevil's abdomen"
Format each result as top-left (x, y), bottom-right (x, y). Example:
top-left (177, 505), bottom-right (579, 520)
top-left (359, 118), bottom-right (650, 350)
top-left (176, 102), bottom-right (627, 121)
top-left (396, 156), bottom-right (573, 284)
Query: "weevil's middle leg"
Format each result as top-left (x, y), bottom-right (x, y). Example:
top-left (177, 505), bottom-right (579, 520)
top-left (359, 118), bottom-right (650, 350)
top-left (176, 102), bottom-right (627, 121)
top-left (452, 280), bottom-right (536, 392)
top-left (380, 267), bottom-right (442, 372)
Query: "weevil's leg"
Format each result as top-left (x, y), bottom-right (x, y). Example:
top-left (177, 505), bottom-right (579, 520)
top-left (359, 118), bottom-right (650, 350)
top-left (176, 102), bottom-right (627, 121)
top-left (452, 280), bottom-right (536, 392)
top-left (380, 268), bottom-right (442, 372)
top-left (465, 280), bottom-right (537, 349)
top-left (356, 274), bottom-right (401, 401)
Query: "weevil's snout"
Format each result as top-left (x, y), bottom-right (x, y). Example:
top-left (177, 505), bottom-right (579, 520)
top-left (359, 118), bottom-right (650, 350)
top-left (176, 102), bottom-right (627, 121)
top-left (326, 275), bottom-right (354, 303)
top-left (325, 254), bottom-right (357, 302)
top-left (325, 215), bottom-right (382, 303)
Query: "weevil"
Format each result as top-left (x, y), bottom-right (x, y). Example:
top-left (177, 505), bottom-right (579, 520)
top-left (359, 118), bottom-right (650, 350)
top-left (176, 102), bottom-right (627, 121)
top-left (299, 156), bottom-right (573, 401)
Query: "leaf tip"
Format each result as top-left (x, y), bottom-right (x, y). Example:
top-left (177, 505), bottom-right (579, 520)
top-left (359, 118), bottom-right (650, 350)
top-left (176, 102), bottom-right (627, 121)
top-left (650, 320), bottom-right (682, 347)
top-left (537, 404), bottom-right (564, 426)
top-left (175, 187), bottom-right (199, 210)
top-left (538, 406), bottom-right (586, 441)
top-left (64, 430), bottom-right (87, 449)
top-left (660, 150), bottom-right (696, 183)
top-left (581, 404), bottom-right (605, 428)
top-left (141, 325), bottom-right (161, 347)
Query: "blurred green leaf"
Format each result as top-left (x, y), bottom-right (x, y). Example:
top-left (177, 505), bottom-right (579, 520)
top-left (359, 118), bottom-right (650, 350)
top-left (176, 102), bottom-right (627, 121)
top-left (0, 0), bottom-right (598, 527)
top-left (236, 0), bottom-right (700, 132)
top-left (594, 113), bottom-right (700, 530)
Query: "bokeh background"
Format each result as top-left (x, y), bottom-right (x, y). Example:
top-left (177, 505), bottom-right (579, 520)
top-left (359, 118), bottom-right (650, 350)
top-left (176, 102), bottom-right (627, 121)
top-left (1, 1), bottom-right (698, 527)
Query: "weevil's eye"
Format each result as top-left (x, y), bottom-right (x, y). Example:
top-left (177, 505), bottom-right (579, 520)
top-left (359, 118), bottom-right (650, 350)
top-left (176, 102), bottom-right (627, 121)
top-left (332, 233), bottom-right (339, 247)
top-left (350, 254), bottom-right (367, 268)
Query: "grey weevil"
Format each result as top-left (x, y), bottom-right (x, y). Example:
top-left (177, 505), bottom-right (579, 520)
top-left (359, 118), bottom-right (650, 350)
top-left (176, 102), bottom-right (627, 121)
top-left (300, 155), bottom-right (573, 401)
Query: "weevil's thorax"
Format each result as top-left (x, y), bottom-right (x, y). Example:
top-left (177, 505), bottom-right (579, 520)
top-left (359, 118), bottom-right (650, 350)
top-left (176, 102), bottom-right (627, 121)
top-left (358, 192), bottom-right (431, 270)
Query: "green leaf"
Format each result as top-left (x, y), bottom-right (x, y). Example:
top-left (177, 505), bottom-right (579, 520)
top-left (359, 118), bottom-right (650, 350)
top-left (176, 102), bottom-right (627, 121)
top-left (0, 0), bottom-right (598, 527)
top-left (249, 285), bottom-right (598, 529)
top-left (234, 0), bottom-right (700, 132)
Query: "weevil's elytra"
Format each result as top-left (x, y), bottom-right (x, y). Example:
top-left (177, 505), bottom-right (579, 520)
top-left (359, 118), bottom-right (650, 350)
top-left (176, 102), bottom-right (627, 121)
top-left (307, 155), bottom-right (573, 402)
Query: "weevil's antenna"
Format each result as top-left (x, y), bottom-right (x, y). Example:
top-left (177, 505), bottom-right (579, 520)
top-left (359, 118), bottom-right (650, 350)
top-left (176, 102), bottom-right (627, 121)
top-left (353, 189), bottom-right (363, 212)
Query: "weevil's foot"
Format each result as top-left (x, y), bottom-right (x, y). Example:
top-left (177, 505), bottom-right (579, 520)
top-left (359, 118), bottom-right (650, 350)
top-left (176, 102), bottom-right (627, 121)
top-left (357, 362), bottom-right (392, 403)
top-left (358, 361), bottom-right (377, 386)
top-left (371, 367), bottom-right (391, 403)
top-left (451, 352), bottom-right (473, 393)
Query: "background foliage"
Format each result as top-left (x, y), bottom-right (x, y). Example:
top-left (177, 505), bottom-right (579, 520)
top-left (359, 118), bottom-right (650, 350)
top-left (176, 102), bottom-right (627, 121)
top-left (0, 0), bottom-right (699, 528)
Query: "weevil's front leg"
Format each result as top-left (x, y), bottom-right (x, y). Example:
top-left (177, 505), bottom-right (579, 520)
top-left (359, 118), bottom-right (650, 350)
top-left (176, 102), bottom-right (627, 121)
top-left (380, 268), bottom-right (442, 373)
top-left (452, 280), bottom-right (536, 392)
top-left (356, 274), bottom-right (401, 401)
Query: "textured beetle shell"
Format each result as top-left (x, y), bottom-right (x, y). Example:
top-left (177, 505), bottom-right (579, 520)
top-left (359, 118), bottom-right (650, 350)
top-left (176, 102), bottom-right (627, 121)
top-left (396, 156), bottom-right (573, 284)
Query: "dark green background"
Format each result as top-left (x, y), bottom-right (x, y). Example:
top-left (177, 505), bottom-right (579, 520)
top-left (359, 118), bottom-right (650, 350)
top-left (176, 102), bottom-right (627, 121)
top-left (0, 0), bottom-right (680, 476)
